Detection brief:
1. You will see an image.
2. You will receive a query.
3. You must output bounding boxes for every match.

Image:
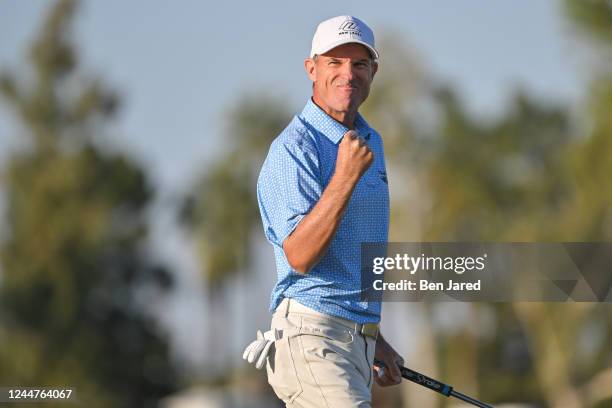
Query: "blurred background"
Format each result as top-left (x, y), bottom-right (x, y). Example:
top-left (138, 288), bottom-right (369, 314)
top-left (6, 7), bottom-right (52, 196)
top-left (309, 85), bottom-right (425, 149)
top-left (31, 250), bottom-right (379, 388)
top-left (1, 0), bottom-right (611, 407)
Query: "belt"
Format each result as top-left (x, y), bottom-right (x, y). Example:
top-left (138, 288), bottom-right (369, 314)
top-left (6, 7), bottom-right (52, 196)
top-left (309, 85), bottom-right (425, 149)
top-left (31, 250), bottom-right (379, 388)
top-left (358, 322), bottom-right (379, 339)
top-left (276, 298), bottom-right (379, 339)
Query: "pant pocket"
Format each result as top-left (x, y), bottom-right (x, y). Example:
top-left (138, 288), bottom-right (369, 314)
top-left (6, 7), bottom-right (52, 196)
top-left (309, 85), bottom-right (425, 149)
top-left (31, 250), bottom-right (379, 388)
top-left (267, 335), bottom-right (303, 403)
top-left (296, 333), bottom-right (373, 406)
top-left (299, 317), bottom-right (355, 345)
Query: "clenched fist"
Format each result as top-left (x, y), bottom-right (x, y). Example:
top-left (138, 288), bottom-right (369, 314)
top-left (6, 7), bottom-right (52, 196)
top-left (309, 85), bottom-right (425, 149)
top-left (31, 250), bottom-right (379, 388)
top-left (334, 130), bottom-right (374, 184)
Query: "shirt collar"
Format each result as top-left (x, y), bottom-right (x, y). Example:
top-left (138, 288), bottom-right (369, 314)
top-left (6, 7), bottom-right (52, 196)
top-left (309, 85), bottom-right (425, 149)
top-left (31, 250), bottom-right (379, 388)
top-left (300, 98), bottom-right (371, 145)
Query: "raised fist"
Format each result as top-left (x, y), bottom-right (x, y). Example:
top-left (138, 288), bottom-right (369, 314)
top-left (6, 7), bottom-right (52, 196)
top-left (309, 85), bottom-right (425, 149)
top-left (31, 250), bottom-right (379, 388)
top-left (334, 130), bottom-right (374, 184)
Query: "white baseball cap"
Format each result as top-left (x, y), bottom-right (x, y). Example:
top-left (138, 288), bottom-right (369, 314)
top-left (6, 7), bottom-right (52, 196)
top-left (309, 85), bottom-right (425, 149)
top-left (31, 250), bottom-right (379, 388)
top-left (310, 15), bottom-right (379, 60)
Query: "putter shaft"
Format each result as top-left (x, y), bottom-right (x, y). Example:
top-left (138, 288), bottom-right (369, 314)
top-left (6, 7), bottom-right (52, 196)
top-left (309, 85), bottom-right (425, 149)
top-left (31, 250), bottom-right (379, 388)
top-left (374, 359), bottom-right (494, 408)
top-left (451, 389), bottom-right (494, 408)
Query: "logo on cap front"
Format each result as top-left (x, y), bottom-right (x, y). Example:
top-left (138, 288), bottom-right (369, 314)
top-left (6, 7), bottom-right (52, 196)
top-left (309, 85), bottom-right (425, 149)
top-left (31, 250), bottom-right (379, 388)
top-left (338, 20), bottom-right (362, 38)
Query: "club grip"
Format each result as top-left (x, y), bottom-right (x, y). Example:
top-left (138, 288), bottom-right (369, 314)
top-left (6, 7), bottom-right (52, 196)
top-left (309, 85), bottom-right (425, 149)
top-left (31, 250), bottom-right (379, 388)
top-left (374, 359), bottom-right (452, 396)
top-left (399, 366), bottom-right (453, 396)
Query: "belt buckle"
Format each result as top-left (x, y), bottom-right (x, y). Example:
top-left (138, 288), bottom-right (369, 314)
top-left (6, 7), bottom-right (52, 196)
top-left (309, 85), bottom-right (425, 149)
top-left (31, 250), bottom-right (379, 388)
top-left (360, 323), bottom-right (379, 339)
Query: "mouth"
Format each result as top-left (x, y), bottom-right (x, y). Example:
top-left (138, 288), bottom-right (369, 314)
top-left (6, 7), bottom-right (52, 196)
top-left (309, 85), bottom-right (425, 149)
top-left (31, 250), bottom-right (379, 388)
top-left (337, 85), bottom-right (358, 93)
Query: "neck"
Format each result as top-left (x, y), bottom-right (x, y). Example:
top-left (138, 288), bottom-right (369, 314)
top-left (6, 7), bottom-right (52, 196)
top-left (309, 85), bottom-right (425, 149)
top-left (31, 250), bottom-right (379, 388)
top-left (311, 95), bottom-right (357, 130)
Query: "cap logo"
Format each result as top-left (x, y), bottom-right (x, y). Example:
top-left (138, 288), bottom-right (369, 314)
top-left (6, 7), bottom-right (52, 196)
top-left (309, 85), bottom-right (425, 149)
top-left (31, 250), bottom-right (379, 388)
top-left (338, 20), bottom-right (362, 38)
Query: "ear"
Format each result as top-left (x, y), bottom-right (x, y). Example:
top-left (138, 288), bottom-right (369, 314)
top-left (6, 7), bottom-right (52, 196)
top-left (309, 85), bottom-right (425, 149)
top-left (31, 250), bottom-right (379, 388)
top-left (371, 60), bottom-right (378, 80)
top-left (304, 58), bottom-right (317, 82)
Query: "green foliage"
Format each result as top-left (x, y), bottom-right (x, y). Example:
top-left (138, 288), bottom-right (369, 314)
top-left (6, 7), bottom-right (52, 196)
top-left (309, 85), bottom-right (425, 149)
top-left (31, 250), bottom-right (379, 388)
top-left (565, 0), bottom-right (612, 47)
top-left (0, 0), bottom-right (177, 406)
top-left (355, 32), bottom-right (612, 406)
top-left (181, 94), bottom-right (291, 288)
top-left (425, 87), bottom-right (573, 241)
top-left (561, 78), bottom-right (612, 240)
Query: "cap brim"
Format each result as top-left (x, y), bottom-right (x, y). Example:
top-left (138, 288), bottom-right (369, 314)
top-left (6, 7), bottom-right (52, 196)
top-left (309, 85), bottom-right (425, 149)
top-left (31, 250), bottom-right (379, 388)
top-left (312, 38), bottom-right (379, 60)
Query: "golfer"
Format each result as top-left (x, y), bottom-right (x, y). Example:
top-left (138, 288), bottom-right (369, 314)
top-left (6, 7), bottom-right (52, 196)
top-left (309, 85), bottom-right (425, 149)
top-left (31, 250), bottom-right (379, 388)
top-left (255, 15), bottom-right (403, 407)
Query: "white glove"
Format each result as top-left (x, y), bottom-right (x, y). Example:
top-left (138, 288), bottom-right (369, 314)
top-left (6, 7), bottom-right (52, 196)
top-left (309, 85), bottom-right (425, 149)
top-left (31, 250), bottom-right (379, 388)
top-left (242, 329), bottom-right (277, 370)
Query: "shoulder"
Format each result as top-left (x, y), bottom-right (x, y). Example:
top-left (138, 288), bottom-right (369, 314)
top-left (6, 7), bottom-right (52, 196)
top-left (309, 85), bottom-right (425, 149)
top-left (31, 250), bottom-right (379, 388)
top-left (269, 116), bottom-right (319, 158)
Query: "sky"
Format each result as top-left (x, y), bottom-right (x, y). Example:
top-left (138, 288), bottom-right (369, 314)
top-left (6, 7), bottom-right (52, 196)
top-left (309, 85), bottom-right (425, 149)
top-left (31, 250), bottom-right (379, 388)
top-left (0, 0), bottom-right (588, 191)
top-left (0, 0), bottom-right (590, 372)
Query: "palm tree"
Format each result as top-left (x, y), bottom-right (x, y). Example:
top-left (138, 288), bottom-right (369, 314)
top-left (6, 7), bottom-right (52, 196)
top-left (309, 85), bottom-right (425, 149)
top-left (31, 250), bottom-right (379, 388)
top-left (180, 92), bottom-right (291, 376)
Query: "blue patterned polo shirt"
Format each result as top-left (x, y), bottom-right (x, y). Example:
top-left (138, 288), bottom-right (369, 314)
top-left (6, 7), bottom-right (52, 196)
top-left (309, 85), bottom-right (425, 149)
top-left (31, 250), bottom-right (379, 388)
top-left (256, 98), bottom-right (389, 324)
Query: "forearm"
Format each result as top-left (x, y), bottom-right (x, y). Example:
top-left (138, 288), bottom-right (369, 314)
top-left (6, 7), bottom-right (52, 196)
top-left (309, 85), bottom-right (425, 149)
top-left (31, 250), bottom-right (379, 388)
top-left (283, 173), bottom-right (358, 274)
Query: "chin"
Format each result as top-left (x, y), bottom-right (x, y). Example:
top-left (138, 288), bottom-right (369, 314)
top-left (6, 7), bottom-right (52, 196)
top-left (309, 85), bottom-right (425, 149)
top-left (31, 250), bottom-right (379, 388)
top-left (333, 99), bottom-right (359, 112)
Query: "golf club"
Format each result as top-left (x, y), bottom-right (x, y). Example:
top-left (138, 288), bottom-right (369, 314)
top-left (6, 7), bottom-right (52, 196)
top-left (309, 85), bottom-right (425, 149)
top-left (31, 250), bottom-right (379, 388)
top-left (374, 359), bottom-right (494, 408)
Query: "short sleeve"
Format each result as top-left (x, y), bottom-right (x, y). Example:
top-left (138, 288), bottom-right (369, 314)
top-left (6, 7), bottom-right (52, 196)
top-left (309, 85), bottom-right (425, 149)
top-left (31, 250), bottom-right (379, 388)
top-left (257, 139), bottom-right (321, 247)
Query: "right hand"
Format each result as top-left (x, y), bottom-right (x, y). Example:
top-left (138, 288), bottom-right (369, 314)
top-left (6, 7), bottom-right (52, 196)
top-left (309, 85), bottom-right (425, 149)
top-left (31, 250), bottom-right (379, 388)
top-left (334, 130), bottom-right (374, 184)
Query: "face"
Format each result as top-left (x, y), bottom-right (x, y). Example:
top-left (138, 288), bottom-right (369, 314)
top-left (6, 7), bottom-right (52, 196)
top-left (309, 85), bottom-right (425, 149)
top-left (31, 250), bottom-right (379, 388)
top-left (305, 43), bottom-right (378, 119)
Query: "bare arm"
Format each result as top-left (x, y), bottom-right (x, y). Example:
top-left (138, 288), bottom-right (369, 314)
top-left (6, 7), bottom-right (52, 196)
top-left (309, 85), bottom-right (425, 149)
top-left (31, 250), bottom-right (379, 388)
top-left (283, 130), bottom-right (372, 274)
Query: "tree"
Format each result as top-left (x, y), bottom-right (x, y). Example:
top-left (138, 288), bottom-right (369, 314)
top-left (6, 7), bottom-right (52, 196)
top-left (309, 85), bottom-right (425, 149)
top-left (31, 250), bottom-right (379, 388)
top-left (362, 32), bottom-right (611, 407)
top-left (0, 1), bottom-right (178, 406)
top-left (181, 93), bottom-right (292, 289)
top-left (180, 92), bottom-right (291, 376)
top-left (414, 2), bottom-right (612, 401)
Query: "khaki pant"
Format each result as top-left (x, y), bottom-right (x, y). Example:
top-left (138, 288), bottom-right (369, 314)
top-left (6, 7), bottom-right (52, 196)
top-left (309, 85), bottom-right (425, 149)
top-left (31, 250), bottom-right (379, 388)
top-left (266, 298), bottom-right (376, 408)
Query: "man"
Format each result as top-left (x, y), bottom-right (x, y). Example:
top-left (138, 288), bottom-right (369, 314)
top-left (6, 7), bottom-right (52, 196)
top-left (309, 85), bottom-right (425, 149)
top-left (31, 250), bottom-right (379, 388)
top-left (255, 15), bottom-right (403, 407)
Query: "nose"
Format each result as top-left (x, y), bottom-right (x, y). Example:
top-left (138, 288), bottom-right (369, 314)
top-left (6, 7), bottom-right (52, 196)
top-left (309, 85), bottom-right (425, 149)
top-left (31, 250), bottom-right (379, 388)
top-left (341, 62), bottom-right (356, 81)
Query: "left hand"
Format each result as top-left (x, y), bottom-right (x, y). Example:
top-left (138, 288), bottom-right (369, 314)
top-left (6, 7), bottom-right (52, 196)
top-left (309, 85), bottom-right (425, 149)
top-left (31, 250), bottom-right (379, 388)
top-left (373, 333), bottom-right (404, 387)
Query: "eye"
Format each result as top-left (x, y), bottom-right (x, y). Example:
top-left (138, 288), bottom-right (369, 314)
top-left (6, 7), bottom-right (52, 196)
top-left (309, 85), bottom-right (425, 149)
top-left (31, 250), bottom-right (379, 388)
top-left (329, 60), bottom-right (340, 65)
